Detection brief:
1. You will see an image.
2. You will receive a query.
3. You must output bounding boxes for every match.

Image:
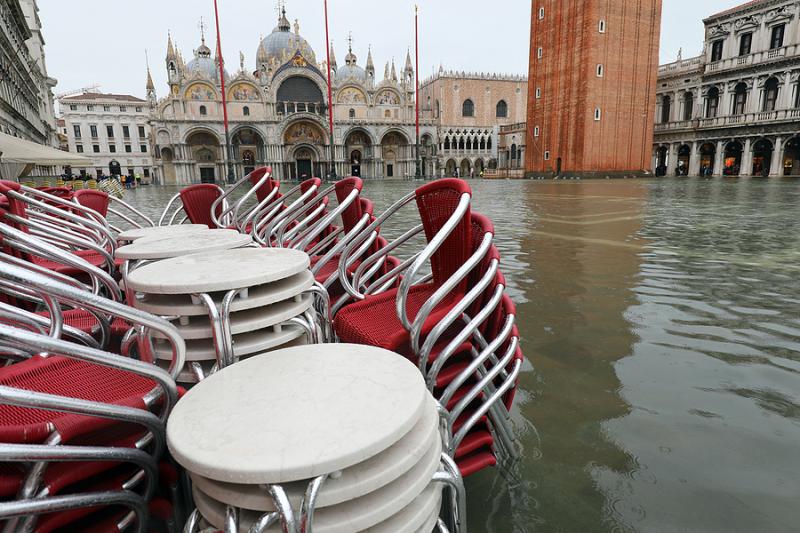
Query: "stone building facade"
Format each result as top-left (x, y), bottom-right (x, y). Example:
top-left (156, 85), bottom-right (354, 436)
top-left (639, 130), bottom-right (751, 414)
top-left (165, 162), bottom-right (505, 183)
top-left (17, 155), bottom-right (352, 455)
top-left (653, 0), bottom-right (800, 177)
top-left (526, 0), bottom-right (662, 177)
top-left (0, 0), bottom-right (58, 146)
top-left (148, 9), bottom-right (435, 185)
top-left (419, 71), bottom-right (527, 177)
top-left (59, 92), bottom-right (154, 179)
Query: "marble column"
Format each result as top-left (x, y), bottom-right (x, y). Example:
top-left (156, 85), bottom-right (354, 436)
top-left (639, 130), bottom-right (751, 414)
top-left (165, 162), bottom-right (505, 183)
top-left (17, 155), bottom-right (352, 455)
top-left (668, 143), bottom-right (679, 175)
top-left (689, 141), bottom-right (701, 176)
top-left (770, 136), bottom-right (783, 177)
top-left (741, 138), bottom-right (753, 176)
top-left (713, 140), bottom-right (725, 176)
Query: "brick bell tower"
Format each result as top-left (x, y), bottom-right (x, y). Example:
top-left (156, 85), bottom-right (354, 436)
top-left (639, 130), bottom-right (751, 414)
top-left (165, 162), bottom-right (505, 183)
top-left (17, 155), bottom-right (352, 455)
top-left (526, 0), bottom-right (663, 178)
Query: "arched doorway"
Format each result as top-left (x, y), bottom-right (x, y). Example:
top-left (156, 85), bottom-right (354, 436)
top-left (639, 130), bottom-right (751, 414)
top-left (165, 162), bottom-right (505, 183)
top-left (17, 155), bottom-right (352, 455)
top-left (350, 150), bottom-right (362, 177)
top-left (724, 141), bottom-right (743, 176)
top-left (108, 160), bottom-right (121, 176)
top-left (751, 139), bottom-right (773, 177)
top-left (293, 146), bottom-right (316, 180)
top-left (284, 121), bottom-right (326, 180)
top-left (232, 128), bottom-right (265, 177)
top-left (380, 131), bottom-right (409, 178)
top-left (345, 129), bottom-right (372, 178)
top-left (460, 159), bottom-right (472, 178)
top-left (445, 159), bottom-right (457, 177)
top-left (656, 146), bottom-right (668, 176)
top-left (161, 148), bottom-right (176, 184)
top-left (677, 144), bottom-right (691, 176)
top-left (474, 158), bottom-right (485, 177)
top-left (186, 130), bottom-right (221, 183)
top-left (783, 137), bottom-right (800, 176)
top-left (242, 150), bottom-right (256, 175)
top-left (699, 143), bottom-right (715, 175)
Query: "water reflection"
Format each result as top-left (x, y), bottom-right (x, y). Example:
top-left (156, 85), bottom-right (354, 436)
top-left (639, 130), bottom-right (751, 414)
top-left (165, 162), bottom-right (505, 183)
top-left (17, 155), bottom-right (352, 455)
top-left (122, 178), bottom-right (800, 533)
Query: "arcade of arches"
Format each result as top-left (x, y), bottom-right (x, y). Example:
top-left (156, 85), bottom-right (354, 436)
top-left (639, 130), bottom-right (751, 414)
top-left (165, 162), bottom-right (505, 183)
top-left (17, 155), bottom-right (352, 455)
top-left (654, 136), bottom-right (800, 177)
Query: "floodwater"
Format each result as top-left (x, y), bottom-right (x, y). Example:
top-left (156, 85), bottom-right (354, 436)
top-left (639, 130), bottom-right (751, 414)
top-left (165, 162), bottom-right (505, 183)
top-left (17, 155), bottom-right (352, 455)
top-left (124, 178), bottom-right (800, 533)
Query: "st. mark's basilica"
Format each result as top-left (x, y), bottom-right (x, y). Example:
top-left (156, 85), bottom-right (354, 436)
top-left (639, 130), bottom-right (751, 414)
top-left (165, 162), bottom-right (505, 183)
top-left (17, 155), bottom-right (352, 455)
top-left (147, 8), bottom-right (436, 184)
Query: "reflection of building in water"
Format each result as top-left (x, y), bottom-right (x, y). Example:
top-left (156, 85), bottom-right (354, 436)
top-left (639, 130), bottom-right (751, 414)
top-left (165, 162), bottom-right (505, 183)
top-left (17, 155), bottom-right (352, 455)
top-left (519, 182), bottom-right (646, 530)
top-left (149, 7), bottom-right (428, 184)
top-left (653, 0), bottom-right (800, 177)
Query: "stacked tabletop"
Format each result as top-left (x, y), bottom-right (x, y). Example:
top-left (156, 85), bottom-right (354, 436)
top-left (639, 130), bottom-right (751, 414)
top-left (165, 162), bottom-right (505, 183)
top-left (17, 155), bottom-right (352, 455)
top-left (125, 247), bottom-right (314, 384)
top-left (167, 344), bottom-right (445, 532)
top-left (116, 224), bottom-right (210, 244)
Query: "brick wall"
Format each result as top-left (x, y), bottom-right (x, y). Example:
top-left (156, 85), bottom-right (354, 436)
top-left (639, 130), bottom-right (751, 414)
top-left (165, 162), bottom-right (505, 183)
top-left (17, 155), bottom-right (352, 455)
top-left (526, 0), bottom-right (662, 175)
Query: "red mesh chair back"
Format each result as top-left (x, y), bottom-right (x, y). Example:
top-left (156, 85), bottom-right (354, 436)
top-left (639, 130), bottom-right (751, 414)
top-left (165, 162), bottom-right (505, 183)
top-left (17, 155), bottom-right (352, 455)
top-left (0, 181), bottom-right (28, 230)
top-left (248, 167), bottom-right (278, 203)
top-left (179, 184), bottom-right (223, 228)
top-left (335, 177), bottom-right (364, 233)
top-left (38, 187), bottom-right (75, 204)
top-left (414, 179), bottom-right (472, 287)
top-left (73, 189), bottom-right (110, 218)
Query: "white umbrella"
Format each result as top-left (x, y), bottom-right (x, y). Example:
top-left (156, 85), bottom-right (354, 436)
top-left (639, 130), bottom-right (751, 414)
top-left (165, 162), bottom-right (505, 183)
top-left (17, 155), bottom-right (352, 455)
top-left (0, 131), bottom-right (91, 180)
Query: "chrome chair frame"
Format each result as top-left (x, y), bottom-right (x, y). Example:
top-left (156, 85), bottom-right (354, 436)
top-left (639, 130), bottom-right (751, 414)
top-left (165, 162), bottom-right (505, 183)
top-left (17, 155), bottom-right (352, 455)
top-left (251, 180), bottom-right (321, 247)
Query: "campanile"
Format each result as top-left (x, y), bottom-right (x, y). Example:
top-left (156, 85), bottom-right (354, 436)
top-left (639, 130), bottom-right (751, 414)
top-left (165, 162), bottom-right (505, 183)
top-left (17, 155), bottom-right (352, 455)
top-left (526, 1), bottom-right (663, 177)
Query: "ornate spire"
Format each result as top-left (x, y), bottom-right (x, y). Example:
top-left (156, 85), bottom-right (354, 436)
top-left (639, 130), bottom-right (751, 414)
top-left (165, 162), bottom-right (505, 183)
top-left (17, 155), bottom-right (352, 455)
top-left (366, 45), bottom-right (374, 75)
top-left (391, 59), bottom-right (397, 82)
top-left (277, 4), bottom-right (291, 32)
top-left (329, 40), bottom-right (337, 69)
top-left (146, 67), bottom-right (155, 91)
top-left (405, 49), bottom-right (413, 73)
top-left (384, 61), bottom-right (390, 80)
top-left (344, 32), bottom-right (357, 66)
top-left (166, 31), bottom-right (176, 60)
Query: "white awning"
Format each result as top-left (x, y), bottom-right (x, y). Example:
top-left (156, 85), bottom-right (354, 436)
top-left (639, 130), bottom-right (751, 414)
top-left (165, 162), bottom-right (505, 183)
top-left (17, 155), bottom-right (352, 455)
top-left (0, 131), bottom-right (90, 166)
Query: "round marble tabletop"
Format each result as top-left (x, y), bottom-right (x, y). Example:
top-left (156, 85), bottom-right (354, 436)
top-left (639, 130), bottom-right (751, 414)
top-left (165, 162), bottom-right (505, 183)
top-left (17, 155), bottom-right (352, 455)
top-left (190, 397), bottom-right (439, 510)
top-left (126, 247), bottom-right (310, 294)
top-left (135, 271), bottom-right (314, 316)
top-left (116, 229), bottom-right (252, 261)
top-left (167, 344), bottom-right (428, 484)
top-left (117, 224), bottom-right (210, 243)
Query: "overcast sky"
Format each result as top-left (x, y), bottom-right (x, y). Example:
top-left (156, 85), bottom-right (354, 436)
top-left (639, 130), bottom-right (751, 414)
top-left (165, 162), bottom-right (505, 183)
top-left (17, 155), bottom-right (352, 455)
top-left (40, 0), bottom-right (744, 105)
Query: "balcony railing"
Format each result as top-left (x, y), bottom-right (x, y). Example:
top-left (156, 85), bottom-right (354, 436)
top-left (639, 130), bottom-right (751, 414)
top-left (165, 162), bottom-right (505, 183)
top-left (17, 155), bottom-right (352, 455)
top-left (705, 44), bottom-right (797, 74)
top-left (657, 108), bottom-right (800, 132)
top-left (658, 55), bottom-right (705, 75)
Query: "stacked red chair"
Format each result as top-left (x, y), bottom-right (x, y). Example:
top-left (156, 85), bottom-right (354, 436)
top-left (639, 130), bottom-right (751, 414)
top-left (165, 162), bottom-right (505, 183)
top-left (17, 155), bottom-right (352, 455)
top-left (331, 179), bottom-right (522, 476)
top-left (0, 259), bottom-right (186, 531)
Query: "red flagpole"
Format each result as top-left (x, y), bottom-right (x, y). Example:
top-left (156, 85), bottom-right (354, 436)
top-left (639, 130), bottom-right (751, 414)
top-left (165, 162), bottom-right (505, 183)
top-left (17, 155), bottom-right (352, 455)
top-left (324, 0), bottom-right (336, 178)
top-left (415, 5), bottom-right (421, 177)
top-left (213, 0), bottom-right (234, 183)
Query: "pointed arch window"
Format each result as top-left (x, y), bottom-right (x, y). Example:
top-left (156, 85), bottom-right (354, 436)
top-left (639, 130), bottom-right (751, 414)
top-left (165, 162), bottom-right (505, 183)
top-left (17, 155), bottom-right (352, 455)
top-left (496, 100), bottom-right (508, 118)
top-left (462, 99), bottom-right (474, 117)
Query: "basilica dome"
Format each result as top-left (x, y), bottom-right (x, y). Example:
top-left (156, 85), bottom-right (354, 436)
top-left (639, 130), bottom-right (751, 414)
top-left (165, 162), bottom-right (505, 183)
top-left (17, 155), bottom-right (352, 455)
top-left (187, 41), bottom-right (228, 81)
top-left (257, 10), bottom-right (317, 69)
top-left (336, 64), bottom-right (367, 82)
top-left (336, 49), bottom-right (366, 82)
